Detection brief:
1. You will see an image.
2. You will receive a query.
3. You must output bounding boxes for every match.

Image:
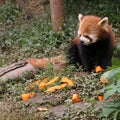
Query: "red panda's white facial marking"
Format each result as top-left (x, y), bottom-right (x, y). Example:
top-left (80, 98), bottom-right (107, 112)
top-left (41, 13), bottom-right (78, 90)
top-left (79, 34), bottom-right (98, 45)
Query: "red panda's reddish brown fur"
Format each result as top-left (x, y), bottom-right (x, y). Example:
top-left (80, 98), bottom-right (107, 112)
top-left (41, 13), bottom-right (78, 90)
top-left (67, 14), bottom-right (115, 72)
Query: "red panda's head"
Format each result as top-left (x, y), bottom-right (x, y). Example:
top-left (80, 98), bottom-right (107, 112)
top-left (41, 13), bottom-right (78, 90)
top-left (78, 14), bottom-right (110, 45)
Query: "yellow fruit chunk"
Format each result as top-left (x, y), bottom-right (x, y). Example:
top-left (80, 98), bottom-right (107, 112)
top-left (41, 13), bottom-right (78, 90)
top-left (26, 77), bottom-right (49, 90)
top-left (38, 77), bottom-right (50, 90)
top-left (46, 76), bottom-right (59, 86)
top-left (42, 77), bottom-right (49, 82)
top-left (38, 82), bottom-right (47, 90)
top-left (45, 83), bottom-right (67, 93)
top-left (61, 76), bottom-right (74, 86)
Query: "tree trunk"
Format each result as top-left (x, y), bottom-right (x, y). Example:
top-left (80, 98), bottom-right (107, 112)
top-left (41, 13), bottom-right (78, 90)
top-left (50, 0), bottom-right (64, 32)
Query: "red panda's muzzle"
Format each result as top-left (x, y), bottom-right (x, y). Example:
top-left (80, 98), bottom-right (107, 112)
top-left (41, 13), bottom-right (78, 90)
top-left (79, 34), bottom-right (97, 45)
top-left (80, 35), bottom-right (92, 45)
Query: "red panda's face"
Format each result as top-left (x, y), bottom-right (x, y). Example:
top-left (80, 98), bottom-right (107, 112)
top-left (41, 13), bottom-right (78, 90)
top-left (78, 14), bottom-right (109, 45)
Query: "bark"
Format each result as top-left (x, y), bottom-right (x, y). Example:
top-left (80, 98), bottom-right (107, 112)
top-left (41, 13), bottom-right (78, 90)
top-left (50, 0), bottom-right (64, 32)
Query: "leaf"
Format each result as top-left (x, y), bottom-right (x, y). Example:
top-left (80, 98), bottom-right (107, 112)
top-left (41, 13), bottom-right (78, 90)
top-left (112, 57), bottom-right (120, 67)
top-left (114, 73), bottom-right (120, 79)
top-left (100, 67), bottom-right (120, 84)
top-left (101, 100), bottom-right (120, 119)
top-left (113, 110), bottom-right (120, 120)
top-left (103, 100), bottom-right (120, 108)
top-left (117, 79), bottom-right (120, 85)
top-left (103, 83), bottom-right (120, 99)
top-left (100, 107), bottom-right (117, 118)
top-left (37, 106), bottom-right (49, 111)
top-left (104, 89), bottom-right (116, 99)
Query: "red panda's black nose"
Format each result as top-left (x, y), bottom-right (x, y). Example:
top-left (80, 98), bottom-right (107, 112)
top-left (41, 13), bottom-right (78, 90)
top-left (80, 41), bottom-right (84, 44)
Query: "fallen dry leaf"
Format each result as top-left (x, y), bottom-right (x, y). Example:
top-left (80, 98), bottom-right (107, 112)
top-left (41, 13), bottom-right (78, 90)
top-left (37, 106), bottom-right (49, 111)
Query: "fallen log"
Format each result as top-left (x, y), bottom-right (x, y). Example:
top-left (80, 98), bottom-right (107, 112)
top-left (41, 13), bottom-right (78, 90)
top-left (0, 55), bottom-right (66, 84)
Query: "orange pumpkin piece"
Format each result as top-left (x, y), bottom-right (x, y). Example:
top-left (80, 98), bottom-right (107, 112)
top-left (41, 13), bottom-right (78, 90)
top-left (61, 77), bottom-right (74, 86)
top-left (29, 92), bottom-right (35, 97)
top-left (95, 66), bottom-right (103, 73)
top-left (21, 93), bottom-right (30, 101)
top-left (26, 80), bottom-right (41, 90)
top-left (46, 76), bottom-right (59, 86)
top-left (97, 95), bottom-right (104, 101)
top-left (38, 77), bottom-right (49, 90)
top-left (39, 77), bottom-right (59, 90)
top-left (32, 80), bottom-right (41, 85)
top-left (42, 77), bottom-right (49, 82)
top-left (26, 78), bottom-right (49, 90)
top-left (100, 78), bottom-right (108, 84)
top-left (72, 94), bottom-right (79, 103)
top-left (21, 92), bottom-right (35, 101)
top-left (38, 82), bottom-right (47, 90)
top-left (45, 83), bottom-right (67, 93)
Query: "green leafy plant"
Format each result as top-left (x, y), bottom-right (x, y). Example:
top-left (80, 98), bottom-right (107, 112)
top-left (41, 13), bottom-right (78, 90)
top-left (100, 77), bottom-right (120, 99)
top-left (114, 44), bottom-right (120, 60)
top-left (0, 2), bottom-right (22, 22)
top-left (98, 59), bottom-right (120, 120)
top-left (99, 100), bottom-right (120, 120)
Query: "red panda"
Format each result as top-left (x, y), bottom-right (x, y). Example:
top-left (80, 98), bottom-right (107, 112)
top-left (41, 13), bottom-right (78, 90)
top-left (67, 14), bottom-right (115, 72)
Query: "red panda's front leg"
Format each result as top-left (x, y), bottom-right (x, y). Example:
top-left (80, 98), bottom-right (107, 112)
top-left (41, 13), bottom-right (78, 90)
top-left (67, 36), bottom-right (93, 72)
top-left (77, 44), bottom-right (93, 72)
top-left (67, 36), bottom-right (82, 66)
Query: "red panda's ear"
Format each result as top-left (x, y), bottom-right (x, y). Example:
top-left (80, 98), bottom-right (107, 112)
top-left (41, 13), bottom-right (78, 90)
top-left (98, 17), bottom-right (109, 31)
top-left (78, 14), bottom-right (83, 22)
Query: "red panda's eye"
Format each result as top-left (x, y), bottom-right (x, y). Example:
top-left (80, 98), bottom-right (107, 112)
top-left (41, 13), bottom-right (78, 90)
top-left (84, 35), bottom-right (89, 38)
